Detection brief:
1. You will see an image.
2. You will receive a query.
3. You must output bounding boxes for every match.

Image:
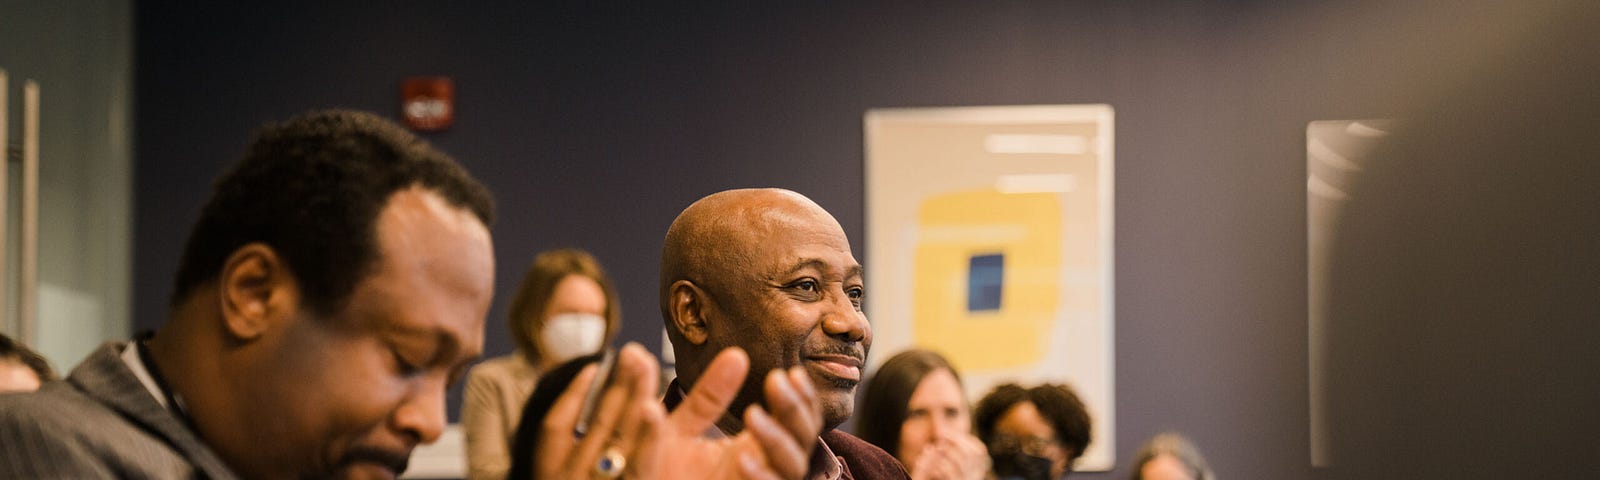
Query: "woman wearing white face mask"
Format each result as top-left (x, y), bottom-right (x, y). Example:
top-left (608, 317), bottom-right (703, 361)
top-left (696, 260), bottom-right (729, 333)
top-left (462, 248), bottom-right (620, 480)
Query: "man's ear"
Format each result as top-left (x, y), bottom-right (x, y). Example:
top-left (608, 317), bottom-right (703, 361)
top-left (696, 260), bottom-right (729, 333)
top-left (668, 279), bottom-right (710, 345)
top-left (217, 243), bottom-right (298, 341)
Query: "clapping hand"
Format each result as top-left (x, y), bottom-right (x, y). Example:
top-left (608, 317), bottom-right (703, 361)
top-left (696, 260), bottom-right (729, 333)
top-left (537, 343), bottom-right (822, 480)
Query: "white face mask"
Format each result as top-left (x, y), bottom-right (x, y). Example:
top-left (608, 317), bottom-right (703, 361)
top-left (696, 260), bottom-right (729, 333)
top-left (540, 313), bottom-right (607, 364)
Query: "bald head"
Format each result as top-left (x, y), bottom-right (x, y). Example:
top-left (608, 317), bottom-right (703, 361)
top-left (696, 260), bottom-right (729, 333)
top-left (659, 188), bottom-right (870, 431)
top-left (660, 188), bottom-right (840, 311)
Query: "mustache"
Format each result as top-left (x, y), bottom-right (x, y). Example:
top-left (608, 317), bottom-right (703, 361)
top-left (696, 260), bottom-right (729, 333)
top-left (335, 446), bottom-right (411, 477)
top-left (807, 343), bottom-right (866, 363)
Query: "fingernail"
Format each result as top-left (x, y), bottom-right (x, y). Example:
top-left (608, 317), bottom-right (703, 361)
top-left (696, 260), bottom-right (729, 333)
top-left (747, 404), bottom-right (771, 427)
top-left (789, 367), bottom-right (813, 395)
top-left (769, 370), bottom-right (796, 403)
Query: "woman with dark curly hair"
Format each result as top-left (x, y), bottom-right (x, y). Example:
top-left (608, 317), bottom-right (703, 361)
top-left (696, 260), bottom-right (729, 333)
top-left (973, 383), bottom-right (1092, 480)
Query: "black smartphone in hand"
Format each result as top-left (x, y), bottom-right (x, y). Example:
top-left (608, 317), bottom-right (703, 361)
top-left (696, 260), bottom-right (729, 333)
top-left (573, 347), bottom-right (619, 438)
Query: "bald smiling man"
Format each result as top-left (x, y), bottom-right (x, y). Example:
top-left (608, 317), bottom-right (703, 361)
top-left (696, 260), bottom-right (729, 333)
top-left (660, 188), bottom-right (911, 480)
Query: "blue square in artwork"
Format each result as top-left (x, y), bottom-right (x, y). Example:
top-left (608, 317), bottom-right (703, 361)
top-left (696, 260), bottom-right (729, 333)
top-left (968, 253), bottom-right (1004, 312)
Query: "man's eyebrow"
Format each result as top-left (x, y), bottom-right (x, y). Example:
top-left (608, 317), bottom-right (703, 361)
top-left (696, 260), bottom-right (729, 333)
top-left (776, 259), bottom-right (864, 280)
top-left (387, 322), bottom-right (468, 364)
top-left (449, 352), bottom-right (480, 384)
top-left (431, 330), bottom-right (472, 365)
top-left (777, 258), bottom-right (828, 278)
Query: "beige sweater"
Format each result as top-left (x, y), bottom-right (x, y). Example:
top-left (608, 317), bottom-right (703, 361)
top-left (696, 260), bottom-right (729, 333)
top-left (461, 354), bottom-right (541, 480)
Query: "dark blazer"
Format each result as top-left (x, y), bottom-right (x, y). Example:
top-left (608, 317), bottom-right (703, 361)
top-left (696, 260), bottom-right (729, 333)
top-left (664, 378), bottom-right (911, 480)
top-left (0, 342), bottom-right (240, 479)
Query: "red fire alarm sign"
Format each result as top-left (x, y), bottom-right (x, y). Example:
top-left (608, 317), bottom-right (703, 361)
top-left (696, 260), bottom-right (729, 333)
top-left (401, 76), bottom-right (454, 131)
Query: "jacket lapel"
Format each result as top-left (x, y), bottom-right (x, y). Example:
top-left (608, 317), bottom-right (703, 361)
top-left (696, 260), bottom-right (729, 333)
top-left (69, 342), bottom-right (241, 480)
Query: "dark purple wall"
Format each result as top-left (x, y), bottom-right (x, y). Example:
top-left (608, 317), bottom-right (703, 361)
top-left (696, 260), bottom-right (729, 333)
top-left (134, 2), bottom-right (1554, 478)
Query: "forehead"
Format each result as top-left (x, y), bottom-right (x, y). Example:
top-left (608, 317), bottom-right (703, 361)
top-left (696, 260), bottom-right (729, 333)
top-left (909, 369), bottom-right (964, 404)
top-left (735, 204), bottom-right (860, 276)
top-left (352, 188), bottom-right (492, 351)
top-left (546, 274), bottom-right (607, 312)
top-left (0, 362), bottom-right (42, 392)
top-left (997, 401), bottom-right (1056, 438)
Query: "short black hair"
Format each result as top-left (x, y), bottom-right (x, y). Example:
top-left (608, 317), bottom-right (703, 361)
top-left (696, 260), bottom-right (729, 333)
top-left (0, 333), bottom-right (56, 382)
top-left (171, 109), bottom-right (494, 315)
top-left (974, 383), bottom-right (1092, 464)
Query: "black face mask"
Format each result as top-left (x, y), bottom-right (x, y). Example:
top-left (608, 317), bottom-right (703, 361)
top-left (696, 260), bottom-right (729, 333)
top-left (991, 452), bottom-right (1054, 480)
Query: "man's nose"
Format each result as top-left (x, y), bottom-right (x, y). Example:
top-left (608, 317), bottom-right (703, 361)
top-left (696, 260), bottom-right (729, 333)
top-left (821, 288), bottom-right (869, 342)
top-left (392, 378), bottom-right (447, 445)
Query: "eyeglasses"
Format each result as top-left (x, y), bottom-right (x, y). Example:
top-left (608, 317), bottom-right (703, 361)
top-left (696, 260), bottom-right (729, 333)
top-left (988, 434), bottom-right (1061, 458)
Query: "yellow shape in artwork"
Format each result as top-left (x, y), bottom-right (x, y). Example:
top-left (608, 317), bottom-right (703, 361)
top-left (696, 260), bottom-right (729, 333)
top-left (913, 189), bottom-right (1061, 371)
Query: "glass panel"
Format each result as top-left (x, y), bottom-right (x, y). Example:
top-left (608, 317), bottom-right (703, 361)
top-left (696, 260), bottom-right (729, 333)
top-left (0, 1), bottom-right (133, 371)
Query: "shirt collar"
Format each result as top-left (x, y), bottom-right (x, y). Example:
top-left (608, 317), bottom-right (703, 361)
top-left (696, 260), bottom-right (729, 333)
top-left (121, 342), bottom-right (169, 409)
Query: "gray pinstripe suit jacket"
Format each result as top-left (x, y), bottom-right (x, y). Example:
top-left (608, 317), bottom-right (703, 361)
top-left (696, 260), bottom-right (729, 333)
top-left (0, 342), bottom-right (241, 479)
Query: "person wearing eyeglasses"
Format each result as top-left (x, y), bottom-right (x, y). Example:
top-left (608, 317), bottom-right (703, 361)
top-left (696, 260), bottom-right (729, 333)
top-left (973, 383), bottom-right (1091, 480)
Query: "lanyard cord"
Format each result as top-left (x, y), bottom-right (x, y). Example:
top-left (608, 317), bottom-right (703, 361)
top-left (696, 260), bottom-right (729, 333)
top-left (134, 334), bottom-right (197, 430)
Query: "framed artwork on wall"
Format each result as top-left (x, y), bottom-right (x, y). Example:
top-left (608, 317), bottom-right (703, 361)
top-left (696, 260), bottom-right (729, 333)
top-left (865, 104), bottom-right (1115, 471)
